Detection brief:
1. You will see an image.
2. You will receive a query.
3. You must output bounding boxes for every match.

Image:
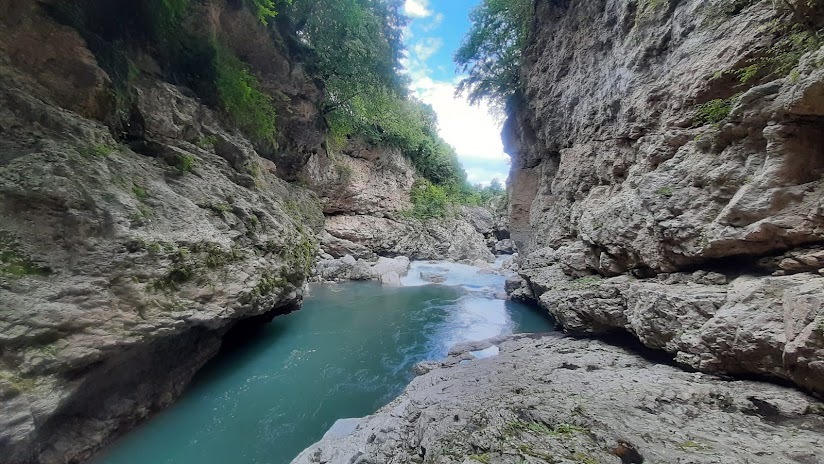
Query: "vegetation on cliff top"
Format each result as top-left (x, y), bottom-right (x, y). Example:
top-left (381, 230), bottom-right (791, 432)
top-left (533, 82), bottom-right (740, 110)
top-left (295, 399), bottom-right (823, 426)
top-left (287, 0), bottom-right (473, 191)
top-left (407, 178), bottom-right (505, 219)
top-left (286, 0), bottom-right (504, 213)
top-left (455, 0), bottom-right (533, 110)
top-left (49, 0), bottom-right (499, 210)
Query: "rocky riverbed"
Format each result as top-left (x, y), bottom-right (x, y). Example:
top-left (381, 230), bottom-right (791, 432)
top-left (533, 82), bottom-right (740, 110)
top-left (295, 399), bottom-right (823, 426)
top-left (294, 334), bottom-right (824, 464)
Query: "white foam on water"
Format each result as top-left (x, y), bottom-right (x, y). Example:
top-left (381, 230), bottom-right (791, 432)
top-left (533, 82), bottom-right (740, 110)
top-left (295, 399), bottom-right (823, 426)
top-left (401, 257), bottom-right (517, 352)
top-left (400, 257), bottom-right (513, 294)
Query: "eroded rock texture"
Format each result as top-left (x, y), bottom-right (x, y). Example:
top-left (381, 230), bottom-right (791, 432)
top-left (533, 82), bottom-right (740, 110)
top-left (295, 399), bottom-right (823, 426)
top-left (507, 0), bottom-right (824, 394)
top-left (0, 0), bottom-right (502, 461)
top-left (321, 213), bottom-right (495, 263)
top-left (293, 335), bottom-right (824, 464)
top-left (0, 2), bottom-right (325, 463)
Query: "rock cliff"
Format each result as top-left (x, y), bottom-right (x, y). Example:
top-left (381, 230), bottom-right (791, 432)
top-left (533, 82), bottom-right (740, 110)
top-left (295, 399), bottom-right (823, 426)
top-left (0, 0), bottom-right (494, 462)
top-left (506, 0), bottom-right (824, 395)
top-left (0, 2), bottom-right (326, 461)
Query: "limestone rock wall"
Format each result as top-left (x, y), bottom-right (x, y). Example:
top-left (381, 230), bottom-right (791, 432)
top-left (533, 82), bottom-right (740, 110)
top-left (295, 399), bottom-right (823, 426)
top-left (0, 2), bottom-right (326, 462)
top-left (507, 0), bottom-right (824, 394)
top-left (0, 0), bottom-right (500, 461)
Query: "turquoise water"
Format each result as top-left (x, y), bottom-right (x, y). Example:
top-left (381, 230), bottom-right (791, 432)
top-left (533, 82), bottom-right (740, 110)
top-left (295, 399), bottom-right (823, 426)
top-left (94, 263), bottom-right (554, 464)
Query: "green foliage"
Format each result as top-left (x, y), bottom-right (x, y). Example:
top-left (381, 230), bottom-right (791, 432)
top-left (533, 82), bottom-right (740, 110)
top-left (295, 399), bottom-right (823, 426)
top-left (150, 242), bottom-right (246, 291)
top-left (213, 45), bottom-right (278, 145)
top-left (334, 162), bottom-right (354, 183)
top-left (149, 0), bottom-right (191, 47)
top-left (709, 4), bottom-right (823, 86)
top-left (289, 0), bottom-right (477, 187)
top-left (409, 179), bottom-right (450, 219)
top-left (132, 184), bottom-right (149, 200)
top-left (245, 0), bottom-right (284, 24)
top-left (174, 153), bottom-right (197, 173)
top-left (735, 63), bottom-right (760, 84)
top-left (318, 53), bottom-right (467, 186)
top-left (249, 271), bottom-right (287, 299)
top-left (406, 176), bottom-right (509, 219)
top-left (197, 135), bottom-right (218, 148)
top-left (290, 0), bottom-right (407, 106)
top-left (202, 202), bottom-right (232, 218)
top-left (406, 178), bottom-right (505, 219)
top-left (83, 143), bottom-right (117, 158)
top-left (472, 178), bottom-right (505, 205)
top-left (283, 234), bottom-right (317, 286)
top-left (506, 421), bottom-right (552, 436)
top-left (130, 204), bottom-right (154, 225)
top-left (552, 423), bottom-right (588, 435)
top-left (764, 26), bottom-right (824, 77)
top-left (572, 452), bottom-right (598, 464)
top-left (195, 242), bottom-right (244, 269)
top-left (152, 247), bottom-right (195, 291)
top-left (454, 0), bottom-right (532, 109)
top-left (694, 95), bottom-right (739, 125)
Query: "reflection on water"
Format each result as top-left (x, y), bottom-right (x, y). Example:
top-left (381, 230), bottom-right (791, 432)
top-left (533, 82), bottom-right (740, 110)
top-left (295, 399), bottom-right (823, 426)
top-left (94, 260), bottom-right (554, 464)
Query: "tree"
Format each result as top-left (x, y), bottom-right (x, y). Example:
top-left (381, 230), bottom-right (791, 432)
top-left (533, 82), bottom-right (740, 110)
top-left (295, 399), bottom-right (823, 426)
top-left (454, 0), bottom-right (532, 110)
top-left (288, 0), bottom-right (407, 114)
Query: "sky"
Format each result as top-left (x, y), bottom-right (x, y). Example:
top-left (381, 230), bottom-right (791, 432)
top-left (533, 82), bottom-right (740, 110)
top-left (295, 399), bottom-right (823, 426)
top-left (401, 0), bottom-right (510, 186)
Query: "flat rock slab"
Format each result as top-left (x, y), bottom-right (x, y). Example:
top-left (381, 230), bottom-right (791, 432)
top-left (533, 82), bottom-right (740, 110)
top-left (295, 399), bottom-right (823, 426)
top-left (293, 334), bottom-right (824, 464)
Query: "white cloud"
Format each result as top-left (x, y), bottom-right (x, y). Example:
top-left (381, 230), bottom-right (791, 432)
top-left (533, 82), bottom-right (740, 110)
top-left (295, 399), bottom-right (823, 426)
top-left (401, 5), bottom-right (508, 184)
top-left (410, 77), bottom-right (508, 164)
top-left (404, 0), bottom-right (432, 18)
top-left (411, 37), bottom-right (443, 61)
top-left (421, 12), bottom-right (444, 32)
top-left (466, 167), bottom-right (509, 186)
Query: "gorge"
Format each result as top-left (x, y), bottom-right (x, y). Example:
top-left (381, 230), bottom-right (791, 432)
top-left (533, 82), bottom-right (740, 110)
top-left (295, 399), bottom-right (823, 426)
top-left (1, 0), bottom-right (824, 463)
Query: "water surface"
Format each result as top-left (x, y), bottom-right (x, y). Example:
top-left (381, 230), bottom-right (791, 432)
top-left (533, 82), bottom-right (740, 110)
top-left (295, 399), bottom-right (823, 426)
top-left (95, 260), bottom-right (554, 464)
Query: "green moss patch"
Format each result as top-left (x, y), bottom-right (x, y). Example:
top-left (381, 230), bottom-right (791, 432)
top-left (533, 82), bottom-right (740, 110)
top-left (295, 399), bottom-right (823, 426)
top-left (0, 233), bottom-right (51, 277)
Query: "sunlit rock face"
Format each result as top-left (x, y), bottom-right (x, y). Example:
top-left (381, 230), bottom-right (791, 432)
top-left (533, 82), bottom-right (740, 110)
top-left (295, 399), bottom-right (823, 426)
top-left (506, 0), bottom-right (824, 394)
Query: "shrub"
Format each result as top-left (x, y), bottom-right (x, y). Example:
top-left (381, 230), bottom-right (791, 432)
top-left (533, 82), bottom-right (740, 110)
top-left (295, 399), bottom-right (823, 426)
top-left (694, 95), bottom-right (739, 125)
top-left (174, 153), bottom-right (197, 173)
top-left (409, 180), bottom-right (450, 219)
top-left (213, 45), bottom-right (278, 146)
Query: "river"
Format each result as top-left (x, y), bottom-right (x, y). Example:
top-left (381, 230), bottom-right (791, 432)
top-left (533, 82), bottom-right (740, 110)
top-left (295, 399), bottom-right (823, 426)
top-left (92, 260), bottom-right (554, 464)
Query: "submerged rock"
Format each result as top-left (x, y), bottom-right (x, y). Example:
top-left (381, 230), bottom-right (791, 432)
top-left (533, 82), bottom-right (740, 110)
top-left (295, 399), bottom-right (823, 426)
top-left (293, 335), bottom-right (824, 464)
top-left (419, 271), bottom-right (447, 284)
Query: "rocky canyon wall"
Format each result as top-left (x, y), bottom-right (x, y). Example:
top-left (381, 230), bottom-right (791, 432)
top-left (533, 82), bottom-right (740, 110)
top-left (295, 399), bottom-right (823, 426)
top-left (0, 1), bottom-right (331, 462)
top-left (506, 0), bottom-right (824, 395)
top-left (0, 0), bottom-right (496, 462)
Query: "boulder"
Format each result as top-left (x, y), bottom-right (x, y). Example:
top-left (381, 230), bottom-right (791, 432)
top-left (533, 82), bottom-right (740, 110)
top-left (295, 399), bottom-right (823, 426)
top-left (493, 239), bottom-right (516, 254)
